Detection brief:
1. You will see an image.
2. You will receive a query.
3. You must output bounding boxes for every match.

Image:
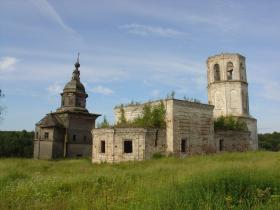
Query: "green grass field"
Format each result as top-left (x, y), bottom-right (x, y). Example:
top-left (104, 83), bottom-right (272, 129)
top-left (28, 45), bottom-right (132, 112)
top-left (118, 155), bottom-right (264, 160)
top-left (1, 152), bottom-right (280, 210)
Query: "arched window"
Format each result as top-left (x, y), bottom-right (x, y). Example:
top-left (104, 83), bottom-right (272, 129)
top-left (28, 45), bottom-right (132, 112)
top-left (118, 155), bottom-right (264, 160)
top-left (227, 62), bottom-right (234, 80)
top-left (213, 64), bottom-right (220, 81)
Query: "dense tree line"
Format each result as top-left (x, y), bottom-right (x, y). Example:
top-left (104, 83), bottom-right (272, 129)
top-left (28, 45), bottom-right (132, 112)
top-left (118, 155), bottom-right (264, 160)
top-left (0, 129), bottom-right (278, 157)
top-left (0, 130), bottom-right (34, 157)
top-left (258, 132), bottom-right (280, 151)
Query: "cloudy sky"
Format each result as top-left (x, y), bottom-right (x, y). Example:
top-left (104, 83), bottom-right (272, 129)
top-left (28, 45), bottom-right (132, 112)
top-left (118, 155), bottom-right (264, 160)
top-left (0, 0), bottom-right (280, 132)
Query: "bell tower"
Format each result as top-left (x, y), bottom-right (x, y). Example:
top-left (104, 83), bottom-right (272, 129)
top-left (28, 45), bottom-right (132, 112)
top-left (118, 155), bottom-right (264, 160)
top-left (207, 53), bottom-right (249, 117)
top-left (207, 53), bottom-right (258, 150)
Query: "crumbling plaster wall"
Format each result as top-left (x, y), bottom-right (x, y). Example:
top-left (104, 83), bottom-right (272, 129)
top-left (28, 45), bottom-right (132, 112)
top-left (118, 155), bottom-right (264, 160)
top-left (92, 128), bottom-right (166, 163)
top-left (215, 130), bottom-right (251, 152)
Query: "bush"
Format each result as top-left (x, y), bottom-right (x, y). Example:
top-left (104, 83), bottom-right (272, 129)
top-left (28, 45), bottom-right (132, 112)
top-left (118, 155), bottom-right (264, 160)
top-left (214, 116), bottom-right (248, 131)
top-left (152, 152), bottom-right (165, 159)
top-left (0, 130), bottom-right (34, 157)
top-left (97, 116), bottom-right (111, 128)
top-left (259, 132), bottom-right (280, 151)
top-left (116, 101), bottom-right (166, 129)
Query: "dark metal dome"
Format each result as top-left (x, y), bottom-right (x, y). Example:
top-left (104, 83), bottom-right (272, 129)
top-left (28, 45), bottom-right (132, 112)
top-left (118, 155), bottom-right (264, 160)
top-left (63, 79), bottom-right (86, 93)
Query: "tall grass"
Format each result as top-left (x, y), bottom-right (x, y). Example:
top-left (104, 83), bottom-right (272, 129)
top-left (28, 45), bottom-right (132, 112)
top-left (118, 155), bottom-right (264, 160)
top-left (0, 152), bottom-right (280, 209)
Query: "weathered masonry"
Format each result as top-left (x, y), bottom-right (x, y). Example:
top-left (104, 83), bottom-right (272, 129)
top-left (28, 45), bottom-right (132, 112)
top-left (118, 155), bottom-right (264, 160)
top-left (92, 99), bottom-right (215, 163)
top-left (92, 128), bottom-right (166, 163)
top-left (92, 53), bottom-right (258, 163)
top-left (207, 53), bottom-right (258, 150)
top-left (114, 99), bottom-right (215, 155)
top-left (34, 57), bottom-right (100, 159)
top-left (34, 52), bottom-right (258, 161)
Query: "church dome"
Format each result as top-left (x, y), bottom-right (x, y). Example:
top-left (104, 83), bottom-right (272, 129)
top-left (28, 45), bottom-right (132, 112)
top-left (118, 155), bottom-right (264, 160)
top-left (56, 54), bottom-right (89, 113)
top-left (63, 79), bottom-right (86, 93)
top-left (62, 54), bottom-right (86, 94)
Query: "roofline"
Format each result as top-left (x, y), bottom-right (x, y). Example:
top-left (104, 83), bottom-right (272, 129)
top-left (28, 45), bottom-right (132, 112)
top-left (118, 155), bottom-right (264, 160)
top-left (53, 110), bottom-right (101, 117)
top-left (207, 53), bottom-right (246, 61)
top-left (114, 98), bottom-right (213, 110)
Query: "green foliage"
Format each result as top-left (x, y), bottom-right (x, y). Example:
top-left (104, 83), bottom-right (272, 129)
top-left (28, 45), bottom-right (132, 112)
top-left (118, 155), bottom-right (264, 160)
top-left (152, 152), bottom-right (165, 159)
top-left (259, 132), bottom-right (280, 151)
top-left (0, 152), bottom-right (280, 209)
top-left (0, 130), bottom-right (34, 157)
top-left (214, 116), bottom-right (248, 131)
top-left (166, 90), bottom-right (176, 99)
top-left (97, 116), bottom-right (111, 128)
top-left (119, 104), bottom-right (127, 124)
top-left (116, 101), bottom-right (166, 128)
top-left (183, 96), bottom-right (201, 103)
top-left (114, 101), bottom-right (141, 109)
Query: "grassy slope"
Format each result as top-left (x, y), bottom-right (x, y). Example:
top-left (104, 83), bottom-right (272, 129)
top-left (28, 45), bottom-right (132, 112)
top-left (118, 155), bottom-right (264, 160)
top-left (0, 152), bottom-right (280, 210)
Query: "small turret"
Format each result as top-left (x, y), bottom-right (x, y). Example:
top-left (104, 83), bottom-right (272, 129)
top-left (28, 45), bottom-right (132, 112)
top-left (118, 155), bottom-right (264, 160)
top-left (57, 53), bottom-right (88, 113)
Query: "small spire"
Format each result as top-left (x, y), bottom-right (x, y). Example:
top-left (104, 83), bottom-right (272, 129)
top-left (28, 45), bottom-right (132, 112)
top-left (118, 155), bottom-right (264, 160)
top-left (72, 53), bottom-right (81, 80)
top-left (74, 52), bottom-right (80, 69)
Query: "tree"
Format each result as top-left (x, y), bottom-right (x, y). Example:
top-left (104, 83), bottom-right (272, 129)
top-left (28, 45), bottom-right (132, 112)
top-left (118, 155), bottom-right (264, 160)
top-left (119, 105), bottom-right (127, 124)
top-left (116, 101), bottom-right (166, 128)
top-left (259, 132), bottom-right (280, 151)
top-left (97, 116), bottom-right (110, 128)
top-left (166, 90), bottom-right (176, 99)
top-left (0, 130), bottom-right (34, 157)
top-left (171, 90), bottom-right (176, 99)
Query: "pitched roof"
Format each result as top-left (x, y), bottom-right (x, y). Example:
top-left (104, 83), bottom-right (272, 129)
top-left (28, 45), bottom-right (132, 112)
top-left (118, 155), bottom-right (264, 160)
top-left (36, 113), bottom-right (64, 128)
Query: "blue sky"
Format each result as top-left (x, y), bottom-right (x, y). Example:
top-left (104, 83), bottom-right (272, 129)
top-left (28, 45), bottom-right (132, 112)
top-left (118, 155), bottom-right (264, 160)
top-left (0, 0), bottom-right (280, 133)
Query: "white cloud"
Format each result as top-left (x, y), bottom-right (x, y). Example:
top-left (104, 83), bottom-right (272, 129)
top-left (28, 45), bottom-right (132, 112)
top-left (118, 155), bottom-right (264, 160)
top-left (47, 83), bottom-right (63, 95)
top-left (30, 0), bottom-right (76, 34)
top-left (0, 57), bottom-right (18, 71)
top-left (113, 1), bottom-right (236, 32)
top-left (90, 85), bottom-right (114, 95)
top-left (120, 24), bottom-right (188, 38)
top-left (151, 89), bottom-right (160, 97)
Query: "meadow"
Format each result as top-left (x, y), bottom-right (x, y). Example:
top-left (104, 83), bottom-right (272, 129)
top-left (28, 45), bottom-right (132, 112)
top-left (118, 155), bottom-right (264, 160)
top-left (0, 151), bottom-right (280, 210)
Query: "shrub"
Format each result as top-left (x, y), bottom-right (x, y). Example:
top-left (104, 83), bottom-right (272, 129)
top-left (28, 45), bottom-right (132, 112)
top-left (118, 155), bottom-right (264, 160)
top-left (259, 132), bottom-right (280, 151)
top-left (152, 152), bottom-right (165, 159)
top-left (116, 101), bottom-right (166, 128)
top-left (214, 116), bottom-right (248, 131)
top-left (0, 130), bottom-right (34, 157)
top-left (97, 116), bottom-right (111, 128)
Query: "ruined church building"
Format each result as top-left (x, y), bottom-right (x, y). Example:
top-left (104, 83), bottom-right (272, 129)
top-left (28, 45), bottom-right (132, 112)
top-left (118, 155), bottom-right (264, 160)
top-left (34, 53), bottom-right (258, 163)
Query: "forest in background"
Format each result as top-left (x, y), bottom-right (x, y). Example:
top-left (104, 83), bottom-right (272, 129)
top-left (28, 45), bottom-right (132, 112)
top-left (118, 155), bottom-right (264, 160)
top-left (0, 130), bottom-right (279, 158)
top-left (0, 130), bottom-right (34, 157)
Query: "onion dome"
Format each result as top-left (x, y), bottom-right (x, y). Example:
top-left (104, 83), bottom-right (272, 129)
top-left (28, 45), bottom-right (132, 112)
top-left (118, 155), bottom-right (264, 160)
top-left (63, 53), bottom-right (86, 94)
